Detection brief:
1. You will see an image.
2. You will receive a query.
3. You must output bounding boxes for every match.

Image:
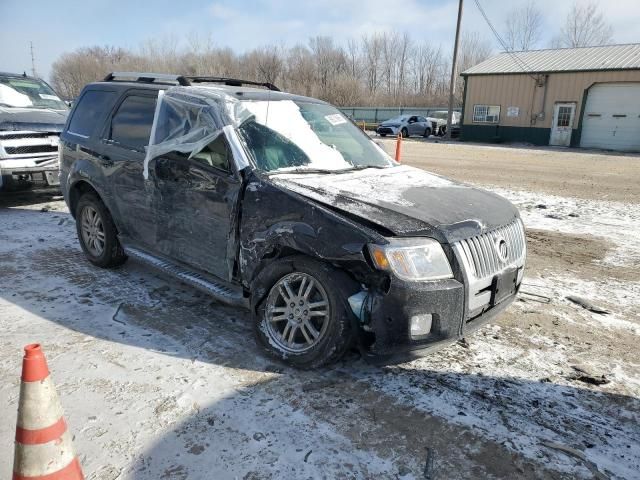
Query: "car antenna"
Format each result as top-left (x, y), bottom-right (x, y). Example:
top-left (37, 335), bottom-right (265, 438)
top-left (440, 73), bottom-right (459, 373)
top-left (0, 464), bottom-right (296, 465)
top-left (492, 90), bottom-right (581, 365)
top-left (265, 85), bottom-right (271, 126)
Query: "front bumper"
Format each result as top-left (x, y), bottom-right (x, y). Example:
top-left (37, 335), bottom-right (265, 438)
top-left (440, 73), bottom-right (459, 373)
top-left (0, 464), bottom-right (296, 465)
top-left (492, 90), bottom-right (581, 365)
top-left (376, 126), bottom-right (399, 135)
top-left (0, 158), bottom-right (60, 191)
top-left (359, 265), bottom-right (524, 364)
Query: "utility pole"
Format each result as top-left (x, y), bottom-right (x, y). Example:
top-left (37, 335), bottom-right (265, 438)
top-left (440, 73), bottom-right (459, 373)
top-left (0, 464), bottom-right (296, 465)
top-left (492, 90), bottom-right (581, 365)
top-left (30, 41), bottom-right (37, 78)
top-left (445, 0), bottom-right (463, 140)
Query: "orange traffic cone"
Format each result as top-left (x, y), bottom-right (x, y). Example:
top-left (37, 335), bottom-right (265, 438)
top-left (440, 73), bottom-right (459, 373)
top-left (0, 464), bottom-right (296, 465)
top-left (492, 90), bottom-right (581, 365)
top-left (13, 344), bottom-right (84, 480)
top-left (395, 132), bottom-right (403, 162)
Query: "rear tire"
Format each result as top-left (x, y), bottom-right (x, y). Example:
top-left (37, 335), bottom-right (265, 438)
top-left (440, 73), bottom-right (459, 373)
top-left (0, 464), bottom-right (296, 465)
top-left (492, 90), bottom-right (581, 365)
top-left (380, 133), bottom-right (387, 137)
top-left (401, 127), bottom-right (409, 138)
top-left (75, 193), bottom-right (127, 268)
top-left (252, 255), bottom-right (359, 369)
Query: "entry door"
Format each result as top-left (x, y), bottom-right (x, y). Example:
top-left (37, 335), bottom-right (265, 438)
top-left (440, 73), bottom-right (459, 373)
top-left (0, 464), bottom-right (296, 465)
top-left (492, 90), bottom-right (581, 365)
top-left (407, 116), bottom-right (420, 136)
top-left (152, 134), bottom-right (242, 281)
top-left (549, 103), bottom-right (576, 146)
top-left (101, 92), bottom-right (158, 249)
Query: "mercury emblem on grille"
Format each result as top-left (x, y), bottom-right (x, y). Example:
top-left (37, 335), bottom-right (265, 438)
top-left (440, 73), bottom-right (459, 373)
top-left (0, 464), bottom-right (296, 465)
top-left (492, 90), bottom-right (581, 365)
top-left (495, 235), bottom-right (509, 263)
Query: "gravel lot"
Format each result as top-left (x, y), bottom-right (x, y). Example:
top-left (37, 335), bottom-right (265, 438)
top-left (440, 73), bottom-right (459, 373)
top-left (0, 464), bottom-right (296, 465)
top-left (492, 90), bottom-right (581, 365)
top-left (1, 142), bottom-right (639, 479)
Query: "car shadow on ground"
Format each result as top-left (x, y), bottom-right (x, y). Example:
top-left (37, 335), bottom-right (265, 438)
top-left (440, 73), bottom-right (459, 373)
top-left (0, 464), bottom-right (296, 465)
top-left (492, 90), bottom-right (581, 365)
top-left (0, 188), bottom-right (61, 208)
top-left (1, 206), bottom-right (638, 479)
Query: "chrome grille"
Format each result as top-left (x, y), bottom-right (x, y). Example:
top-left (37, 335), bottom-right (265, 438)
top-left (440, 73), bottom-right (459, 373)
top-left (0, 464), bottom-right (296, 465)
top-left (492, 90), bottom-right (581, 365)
top-left (456, 219), bottom-right (526, 279)
top-left (0, 131), bottom-right (60, 159)
top-left (5, 145), bottom-right (58, 155)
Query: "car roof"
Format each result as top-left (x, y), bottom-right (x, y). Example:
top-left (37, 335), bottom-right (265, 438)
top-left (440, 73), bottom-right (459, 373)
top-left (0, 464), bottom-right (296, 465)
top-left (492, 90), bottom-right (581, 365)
top-left (85, 81), bottom-right (326, 105)
top-left (0, 72), bottom-right (43, 80)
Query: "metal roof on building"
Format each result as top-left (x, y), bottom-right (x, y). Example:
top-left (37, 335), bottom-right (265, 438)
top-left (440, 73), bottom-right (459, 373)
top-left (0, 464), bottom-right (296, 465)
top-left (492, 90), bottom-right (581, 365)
top-left (462, 44), bottom-right (640, 76)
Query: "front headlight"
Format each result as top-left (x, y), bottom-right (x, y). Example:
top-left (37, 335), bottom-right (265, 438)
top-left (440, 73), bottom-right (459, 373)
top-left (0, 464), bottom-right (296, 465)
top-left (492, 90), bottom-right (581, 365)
top-left (368, 238), bottom-right (453, 281)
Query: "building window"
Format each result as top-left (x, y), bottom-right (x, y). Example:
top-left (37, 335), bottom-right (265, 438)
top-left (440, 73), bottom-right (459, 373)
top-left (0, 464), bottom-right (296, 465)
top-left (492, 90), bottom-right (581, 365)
top-left (556, 106), bottom-right (573, 127)
top-left (473, 105), bottom-right (500, 123)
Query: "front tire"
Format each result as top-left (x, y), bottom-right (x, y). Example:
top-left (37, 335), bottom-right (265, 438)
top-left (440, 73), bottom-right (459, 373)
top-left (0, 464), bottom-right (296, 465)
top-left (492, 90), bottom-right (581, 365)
top-left (423, 127), bottom-right (432, 137)
top-left (75, 192), bottom-right (127, 268)
top-left (252, 256), bottom-right (359, 369)
top-left (401, 127), bottom-right (409, 138)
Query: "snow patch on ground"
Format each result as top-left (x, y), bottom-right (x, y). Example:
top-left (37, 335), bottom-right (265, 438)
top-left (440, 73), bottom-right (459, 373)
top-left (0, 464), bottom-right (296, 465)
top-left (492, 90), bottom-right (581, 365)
top-left (490, 187), bottom-right (640, 267)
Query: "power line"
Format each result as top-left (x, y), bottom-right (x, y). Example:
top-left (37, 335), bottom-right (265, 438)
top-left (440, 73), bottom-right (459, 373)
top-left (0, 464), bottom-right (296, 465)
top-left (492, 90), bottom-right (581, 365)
top-left (473, 0), bottom-right (540, 81)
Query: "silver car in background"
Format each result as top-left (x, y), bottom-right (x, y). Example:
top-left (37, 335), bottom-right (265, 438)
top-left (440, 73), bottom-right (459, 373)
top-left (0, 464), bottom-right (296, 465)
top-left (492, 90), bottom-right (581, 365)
top-left (376, 115), bottom-right (437, 138)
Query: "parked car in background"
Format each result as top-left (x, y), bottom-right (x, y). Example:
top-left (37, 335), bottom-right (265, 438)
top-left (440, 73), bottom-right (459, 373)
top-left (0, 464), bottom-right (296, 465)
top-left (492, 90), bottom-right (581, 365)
top-left (60, 72), bottom-right (525, 368)
top-left (376, 115), bottom-right (438, 138)
top-left (0, 72), bottom-right (69, 191)
top-left (431, 110), bottom-right (461, 137)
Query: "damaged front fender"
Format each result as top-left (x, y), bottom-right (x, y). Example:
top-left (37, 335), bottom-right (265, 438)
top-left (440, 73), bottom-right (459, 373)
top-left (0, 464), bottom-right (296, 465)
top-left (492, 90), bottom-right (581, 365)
top-left (238, 172), bottom-right (385, 289)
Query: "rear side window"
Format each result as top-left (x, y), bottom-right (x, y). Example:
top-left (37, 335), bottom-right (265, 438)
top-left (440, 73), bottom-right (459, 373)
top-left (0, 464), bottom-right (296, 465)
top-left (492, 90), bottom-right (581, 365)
top-left (68, 90), bottom-right (115, 138)
top-left (109, 95), bottom-right (157, 150)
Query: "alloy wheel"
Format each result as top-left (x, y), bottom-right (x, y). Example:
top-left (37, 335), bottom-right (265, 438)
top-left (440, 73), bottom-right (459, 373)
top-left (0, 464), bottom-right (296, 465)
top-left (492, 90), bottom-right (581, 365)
top-left (264, 272), bottom-right (331, 353)
top-left (80, 205), bottom-right (105, 257)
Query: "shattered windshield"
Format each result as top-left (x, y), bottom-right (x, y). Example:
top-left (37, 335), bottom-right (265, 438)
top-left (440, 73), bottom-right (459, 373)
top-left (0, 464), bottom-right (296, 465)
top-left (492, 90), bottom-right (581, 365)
top-left (237, 100), bottom-right (394, 173)
top-left (0, 76), bottom-right (68, 110)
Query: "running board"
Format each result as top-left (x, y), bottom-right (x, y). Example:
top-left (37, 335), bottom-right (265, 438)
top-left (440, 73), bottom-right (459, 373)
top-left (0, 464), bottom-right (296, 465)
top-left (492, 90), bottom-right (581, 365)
top-left (124, 246), bottom-right (249, 308)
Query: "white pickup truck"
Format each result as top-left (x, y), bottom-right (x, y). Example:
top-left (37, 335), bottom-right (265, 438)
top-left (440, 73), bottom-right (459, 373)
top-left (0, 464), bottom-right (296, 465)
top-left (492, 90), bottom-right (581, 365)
top-left (0, 72), bottom-right (68, 191)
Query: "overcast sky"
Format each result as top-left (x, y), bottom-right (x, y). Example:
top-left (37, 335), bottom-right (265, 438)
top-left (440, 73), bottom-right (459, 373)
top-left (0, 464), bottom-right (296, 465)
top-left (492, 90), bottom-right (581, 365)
top-left (1, 0), bottom-right (639, 82)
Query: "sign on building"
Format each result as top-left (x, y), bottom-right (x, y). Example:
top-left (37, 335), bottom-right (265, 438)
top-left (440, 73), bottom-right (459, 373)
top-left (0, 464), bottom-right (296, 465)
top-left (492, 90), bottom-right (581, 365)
top-left (507, 106), bottom-right (520, 117)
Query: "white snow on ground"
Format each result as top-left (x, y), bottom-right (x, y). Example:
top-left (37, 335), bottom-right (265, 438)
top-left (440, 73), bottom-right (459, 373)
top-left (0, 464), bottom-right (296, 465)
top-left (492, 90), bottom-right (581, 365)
top-left (0, 209), bottom-right (404, 480)
top-left (490, 187), bottom-right (640, 267)
top-left (1, 181), bottom-right (639, 479)
top-left (357, 314), bottom-right (640, 479)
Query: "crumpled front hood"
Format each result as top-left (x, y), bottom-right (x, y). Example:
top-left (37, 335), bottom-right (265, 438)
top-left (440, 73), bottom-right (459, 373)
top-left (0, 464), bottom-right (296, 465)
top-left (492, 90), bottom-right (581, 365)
top-left (0, 107), bottom-right (68, 132)
top-left (270, 165), bottom-right (519, 243)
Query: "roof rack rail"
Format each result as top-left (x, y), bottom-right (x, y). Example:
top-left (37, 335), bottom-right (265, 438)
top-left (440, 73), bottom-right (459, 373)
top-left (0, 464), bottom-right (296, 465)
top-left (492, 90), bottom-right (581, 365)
top-left (103, 72), bottom-right (280, 91)
top-left (186, 76), bottom-right (280, 91)
top-left (103, 72), bottom-right (191, 86)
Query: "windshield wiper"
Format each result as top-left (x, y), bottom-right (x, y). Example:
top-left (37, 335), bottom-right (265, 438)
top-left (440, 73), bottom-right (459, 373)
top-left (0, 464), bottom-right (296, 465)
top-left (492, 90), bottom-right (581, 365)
top-left (269, 167), bottom-right (337, 175)
top-left (333, 165), bottom-right (390, 173)
top-left (269, 165), bottom-right (392, 175)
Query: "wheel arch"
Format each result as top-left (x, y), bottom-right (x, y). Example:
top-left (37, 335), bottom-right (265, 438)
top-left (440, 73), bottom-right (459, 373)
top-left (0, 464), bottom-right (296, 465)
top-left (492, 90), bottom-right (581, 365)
top-left (68, 180), bottom-right (103, 219)
top-left (248, 247), bottom-right (363, 314)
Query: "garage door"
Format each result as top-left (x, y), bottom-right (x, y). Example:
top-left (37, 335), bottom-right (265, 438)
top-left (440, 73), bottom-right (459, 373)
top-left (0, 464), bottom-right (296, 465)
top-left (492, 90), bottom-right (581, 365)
top-left (580, 83), bottom-right (640, 151)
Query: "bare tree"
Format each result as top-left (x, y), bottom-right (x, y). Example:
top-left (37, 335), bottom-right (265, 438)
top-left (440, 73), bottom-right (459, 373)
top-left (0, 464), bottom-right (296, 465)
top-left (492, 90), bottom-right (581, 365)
top-left (361, 33), bottom-right (383, 96)
top-left (308, 36), bottom-right (347, 102)
top-left (346, 38), bottom-right (360, 79)
top-left (504, 0), bottom-right (544, 51)
top-left (50, 46), bottom-right (135, 99)
top-left (244, 46), bottom-right (284, 85)
top-left (453, 32), bottom-right (492, 104)
top-left (411, 43), bottom-right (443, 97)
top-left (50, 30), bottom-right (494, 107)
top-left (285, 44), bottom-right (316, 97)
top-left (553, 1), bottom-right (613, 48)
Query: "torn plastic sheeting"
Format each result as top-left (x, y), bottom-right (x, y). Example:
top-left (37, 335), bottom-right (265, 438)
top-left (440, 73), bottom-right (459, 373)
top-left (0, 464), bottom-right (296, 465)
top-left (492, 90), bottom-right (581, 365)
top-left (143, 86), bottom-right (252, 179)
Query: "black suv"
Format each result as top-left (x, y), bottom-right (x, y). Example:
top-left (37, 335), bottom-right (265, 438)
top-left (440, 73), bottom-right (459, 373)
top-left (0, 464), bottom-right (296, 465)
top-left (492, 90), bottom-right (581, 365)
top-left (60, 72), bottom-right (526, 368)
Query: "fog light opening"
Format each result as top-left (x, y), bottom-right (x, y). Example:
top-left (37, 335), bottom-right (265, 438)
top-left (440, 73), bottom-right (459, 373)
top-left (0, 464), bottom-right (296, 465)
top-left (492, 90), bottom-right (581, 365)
top-left (410, 314), bottom-right (433, 339)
